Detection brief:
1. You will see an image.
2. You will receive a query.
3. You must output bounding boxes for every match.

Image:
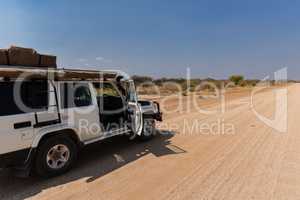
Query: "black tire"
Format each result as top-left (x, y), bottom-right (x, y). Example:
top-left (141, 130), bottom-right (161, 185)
top-left (138, 118), bottom-right (156, 141)
top-left (34, 135), bottom-right (78, 178)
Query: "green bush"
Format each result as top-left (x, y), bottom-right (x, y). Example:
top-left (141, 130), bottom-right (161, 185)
top-left (229, 75), bottom-right (244, 85)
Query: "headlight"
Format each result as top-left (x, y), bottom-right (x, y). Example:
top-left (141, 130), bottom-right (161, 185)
top-left (152, 102), bottom-right (159, 113)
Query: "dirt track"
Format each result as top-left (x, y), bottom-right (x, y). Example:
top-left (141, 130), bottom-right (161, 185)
top-left (1, 84), bottom-right (299, 200)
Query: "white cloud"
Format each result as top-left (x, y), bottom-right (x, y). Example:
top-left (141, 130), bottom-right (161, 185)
top-left (96, 56), bottom-right (112, 63)
top-left (96, 56), bottom-right (104, 61)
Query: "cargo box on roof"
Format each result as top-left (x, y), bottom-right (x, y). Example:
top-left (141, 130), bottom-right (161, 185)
top-left (8, 46), bottom-right (40, 67)
top-left (39, 54), bottom-right (57, 68)
top-left (0, 49), bottom-right (8, 65)
top-left (0, 46), bottom-right (58, 68)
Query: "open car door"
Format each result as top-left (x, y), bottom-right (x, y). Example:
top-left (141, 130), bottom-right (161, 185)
top-left (127, 81), bottom-right (143, 136)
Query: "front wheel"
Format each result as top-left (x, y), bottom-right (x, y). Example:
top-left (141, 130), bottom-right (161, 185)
top-left (34, 135), bottom-right (78, 177)
top-left (138, 118), bottom-right (156, 141)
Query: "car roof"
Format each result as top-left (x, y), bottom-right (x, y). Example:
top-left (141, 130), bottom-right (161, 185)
top-left (0, 66), bottom-right (132, 81)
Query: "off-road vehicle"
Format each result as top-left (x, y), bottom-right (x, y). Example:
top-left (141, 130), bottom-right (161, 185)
top-left (0, 67), bottom-right (162, 177)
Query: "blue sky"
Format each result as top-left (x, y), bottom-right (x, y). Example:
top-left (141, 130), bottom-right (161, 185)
top-left (0, 0), bottom-right (300, 79)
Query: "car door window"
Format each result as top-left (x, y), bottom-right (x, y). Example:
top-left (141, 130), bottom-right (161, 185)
top-left (0, 81), bottom-right (48, 116)
top-left (60, 83), bottom-right (92, 108)
top-left (74, 84), bottom-right (92, 107)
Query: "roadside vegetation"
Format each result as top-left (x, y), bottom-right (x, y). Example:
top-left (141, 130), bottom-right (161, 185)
top-left (132, 75), bottom-right (260, 95)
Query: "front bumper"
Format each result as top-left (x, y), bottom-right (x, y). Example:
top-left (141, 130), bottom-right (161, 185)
top-left (141, 101), bottom-right (163, 122)
top-left (151, 102), bottom-right (162, 121)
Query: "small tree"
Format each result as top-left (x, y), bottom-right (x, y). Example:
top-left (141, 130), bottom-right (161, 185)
top-left (229, 75), bottom-right (244, 86)
top-left (132, 75), bottom-right (153, 86)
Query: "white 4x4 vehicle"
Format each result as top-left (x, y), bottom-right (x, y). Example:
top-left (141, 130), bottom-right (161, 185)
top-left (0, 67), bottom-right (162, 177)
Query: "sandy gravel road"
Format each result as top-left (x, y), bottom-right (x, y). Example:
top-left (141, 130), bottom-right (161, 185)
top-left (0, 84), bottom-right (299, 200)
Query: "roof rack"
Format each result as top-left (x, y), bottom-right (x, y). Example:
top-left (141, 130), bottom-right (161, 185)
top-left (0, 66), bottom-right (125, 81)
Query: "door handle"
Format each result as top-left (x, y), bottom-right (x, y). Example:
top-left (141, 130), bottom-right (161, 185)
top-left (14, 121), bottom-right (32, 129)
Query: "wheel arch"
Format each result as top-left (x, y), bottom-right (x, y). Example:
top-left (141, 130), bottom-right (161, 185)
top-left (32, 128), bottom-right (82, 149)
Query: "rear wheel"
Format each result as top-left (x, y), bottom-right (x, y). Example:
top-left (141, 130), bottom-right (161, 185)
top-left (34, 135), bottom-right (78, 177)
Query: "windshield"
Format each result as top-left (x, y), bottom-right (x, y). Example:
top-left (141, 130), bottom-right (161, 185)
top-left (93, 82), bottom-right (121, 97)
